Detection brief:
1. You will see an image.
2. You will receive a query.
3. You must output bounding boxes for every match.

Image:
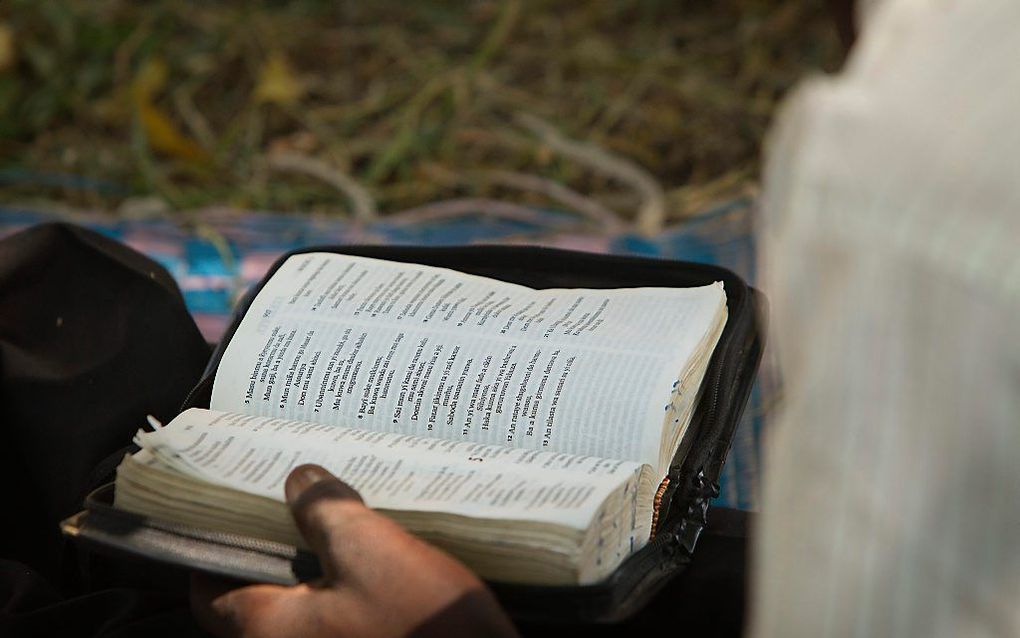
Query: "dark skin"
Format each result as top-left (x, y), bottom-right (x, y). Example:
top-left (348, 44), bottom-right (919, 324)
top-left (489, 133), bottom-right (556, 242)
top-left (191, 464), bottom-right (518, 638)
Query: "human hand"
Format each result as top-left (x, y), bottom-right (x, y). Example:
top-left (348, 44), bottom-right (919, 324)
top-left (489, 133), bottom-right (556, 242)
top-left (190, 464), bottom-right (518, 638)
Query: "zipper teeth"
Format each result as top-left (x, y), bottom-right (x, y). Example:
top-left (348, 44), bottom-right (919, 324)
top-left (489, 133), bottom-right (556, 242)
top-left (106, 503), bottom-right (303, 557)
top-left (651, 284), bottom-right (751, 554)
top-left (666, 284), bottom-right (746, 479)
top-left (696, 287), bottom-right (748, 460)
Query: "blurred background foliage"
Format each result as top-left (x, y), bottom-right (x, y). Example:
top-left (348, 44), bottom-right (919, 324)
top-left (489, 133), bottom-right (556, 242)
top-left (0, 0), bottom-right (840, 227)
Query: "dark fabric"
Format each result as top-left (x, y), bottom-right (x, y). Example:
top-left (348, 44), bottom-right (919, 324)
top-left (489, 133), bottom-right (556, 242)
top-left (0, 223), bottom-right (211, 636)
top-left (0, 223), bottom-right (748, 637)
top-left (0, 559), bottom-right (200, 638)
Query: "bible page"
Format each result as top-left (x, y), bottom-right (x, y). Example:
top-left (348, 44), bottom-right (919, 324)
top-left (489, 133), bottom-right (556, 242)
top-left (210, 252), bottom-right (725, 467)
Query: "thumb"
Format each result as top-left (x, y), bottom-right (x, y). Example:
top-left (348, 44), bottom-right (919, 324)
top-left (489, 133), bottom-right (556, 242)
top-left (284, 464), bottom-right (367, 580)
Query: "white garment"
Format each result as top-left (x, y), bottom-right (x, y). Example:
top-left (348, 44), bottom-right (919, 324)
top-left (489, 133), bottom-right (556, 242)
top-left (752, 1), bottom-right (1020, 636)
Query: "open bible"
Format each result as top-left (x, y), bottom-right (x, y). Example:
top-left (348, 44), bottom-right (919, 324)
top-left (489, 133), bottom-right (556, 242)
top-left (111, 252), bottom-right (728, 586)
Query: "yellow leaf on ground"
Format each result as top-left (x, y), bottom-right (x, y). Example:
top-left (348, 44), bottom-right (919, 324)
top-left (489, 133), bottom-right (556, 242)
top-left (138, 101), bottom-right (211, 164)
top-left (129, 57), bottom-right (210, 164)
top-left (254, 52), bottom-right (306, 105)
